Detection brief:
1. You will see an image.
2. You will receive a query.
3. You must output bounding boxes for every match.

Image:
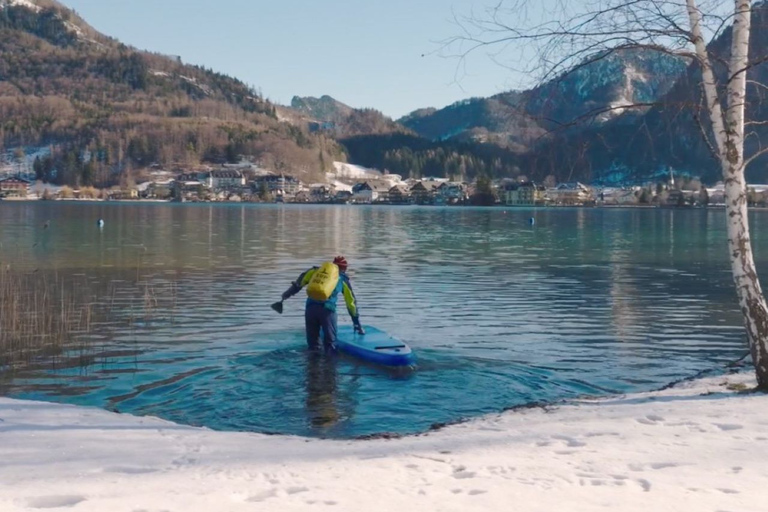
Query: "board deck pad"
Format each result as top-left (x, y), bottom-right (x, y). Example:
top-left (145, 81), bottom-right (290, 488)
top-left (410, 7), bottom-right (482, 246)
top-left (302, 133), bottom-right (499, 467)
top-left (336, 325), bottom-right (415, 367)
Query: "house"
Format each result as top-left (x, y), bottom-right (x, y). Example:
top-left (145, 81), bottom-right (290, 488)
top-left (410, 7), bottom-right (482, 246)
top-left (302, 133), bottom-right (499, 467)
top-left (351, 180), bottom-right (391, 203)
top-left (146, 179), bottom-right (175, 199)
top-left (308, 184), bottom-right (334, 202)
top-left (293, 190), bottom-right (311, 203)
top-left (177, 171), bottom-right (208, 183)
top-left (437, 182), bottom-right (468, 205)
top-left (173, 179), bottom-right (205, 201)
top-left (0, 176), bottom-right (30, 198)
top-left (333, 190), bottom-right (353, 204)
top-left (409, 180), bottom-right (442, 205)
top-left (600, 187), bottom-right (639, 205)
top-left (387, 184), bottom-right (411, 205)
top-left (107, 188), bottom-right (138, 200)
top-left (207, 170), bottom-right (245, 190)
top-left (548, 182), bottom-right (594, 205)
top-left (504, 181), bottom-right (545, 206)
top-left (252, 174), bottom-right (301, 196)
top-left (666, 189), bottom-right (698, 206)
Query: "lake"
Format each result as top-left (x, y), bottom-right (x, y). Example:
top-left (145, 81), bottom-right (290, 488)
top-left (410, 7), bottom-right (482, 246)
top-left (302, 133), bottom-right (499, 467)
top-left (0, 201), bottom-right (761, 438)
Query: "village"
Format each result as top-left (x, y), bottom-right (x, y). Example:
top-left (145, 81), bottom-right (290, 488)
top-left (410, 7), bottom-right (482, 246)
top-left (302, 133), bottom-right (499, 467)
top-left (1, 161), bottom-right (766, 207)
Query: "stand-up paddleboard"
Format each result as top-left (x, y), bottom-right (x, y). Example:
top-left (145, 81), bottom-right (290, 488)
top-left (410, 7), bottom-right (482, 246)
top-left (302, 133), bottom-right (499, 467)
top-left (336, 325), bottom-right (415, 367)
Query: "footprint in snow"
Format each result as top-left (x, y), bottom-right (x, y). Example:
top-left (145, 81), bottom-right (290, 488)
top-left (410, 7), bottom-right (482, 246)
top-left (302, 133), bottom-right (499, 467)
top-left (26, 495), bottom-right (86, 509)
top-left (713, 423), bottom-right (743, 431)
top-left (636, 415), bottom-right (665, 425)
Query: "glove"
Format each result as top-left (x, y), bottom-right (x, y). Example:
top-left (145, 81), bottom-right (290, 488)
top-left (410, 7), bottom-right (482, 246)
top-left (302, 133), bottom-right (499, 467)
top-left (353, 318), bottom-right (365, 335)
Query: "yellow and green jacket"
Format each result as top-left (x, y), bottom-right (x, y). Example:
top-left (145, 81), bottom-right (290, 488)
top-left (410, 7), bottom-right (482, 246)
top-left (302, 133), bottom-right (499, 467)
top-left (283, 267), bottom-right (359, 319)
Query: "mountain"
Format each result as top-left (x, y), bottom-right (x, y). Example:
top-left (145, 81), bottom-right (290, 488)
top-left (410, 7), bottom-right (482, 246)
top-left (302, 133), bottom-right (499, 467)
top-left (523, 48), bottom-right (689, 127)
top-left (289, 95), bottom-right (409, 138)
top-left (290, 95), bottom-right (354, 123)
top-left (397, 92), bottom-right (544, 152)
top-left (398, 50), bottom-right (687, 158)
top-left (522, 2), bottom-right (768, 185)
top-left (0, 0), bottom-right (344, 186)
top-left (337, 48), bottom-right (689, 183)
top-left (398, 49), bottom-right (688, 154)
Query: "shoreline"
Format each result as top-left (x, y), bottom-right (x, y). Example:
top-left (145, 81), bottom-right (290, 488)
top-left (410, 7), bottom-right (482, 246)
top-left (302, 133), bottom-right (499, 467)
top-left (0, 371), bottom-right (764, 511)
top-left (0, 197), bottom-right (750, 209)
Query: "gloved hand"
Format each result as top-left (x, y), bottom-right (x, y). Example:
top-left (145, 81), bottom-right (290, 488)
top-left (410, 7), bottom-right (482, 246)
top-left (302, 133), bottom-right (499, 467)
top-left (353, 318), bottom-right (365, 335)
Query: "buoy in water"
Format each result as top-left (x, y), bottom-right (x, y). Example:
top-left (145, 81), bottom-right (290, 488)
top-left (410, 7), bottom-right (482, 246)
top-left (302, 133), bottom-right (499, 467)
top-left (97, 219), bottom-right (104, 228)
top-left (529, 217), bottom-right (535, 225)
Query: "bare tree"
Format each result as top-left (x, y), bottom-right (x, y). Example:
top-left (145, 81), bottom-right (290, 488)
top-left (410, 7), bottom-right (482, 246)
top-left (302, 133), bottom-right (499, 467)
top-left (449, 0), bottom-right (768, 388)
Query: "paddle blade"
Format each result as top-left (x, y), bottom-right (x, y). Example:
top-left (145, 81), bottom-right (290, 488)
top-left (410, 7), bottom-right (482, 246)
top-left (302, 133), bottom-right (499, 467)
top-left (271, 301), bottom-right (284, 314)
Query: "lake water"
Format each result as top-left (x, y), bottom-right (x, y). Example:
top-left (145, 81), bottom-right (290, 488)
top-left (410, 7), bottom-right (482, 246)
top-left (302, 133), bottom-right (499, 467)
top-left (0, 202), bottom-right (762, 438)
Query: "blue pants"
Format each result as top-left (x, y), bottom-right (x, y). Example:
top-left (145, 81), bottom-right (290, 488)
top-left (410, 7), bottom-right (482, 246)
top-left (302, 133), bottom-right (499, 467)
top-left (305, 302), bottom-right (337, 351)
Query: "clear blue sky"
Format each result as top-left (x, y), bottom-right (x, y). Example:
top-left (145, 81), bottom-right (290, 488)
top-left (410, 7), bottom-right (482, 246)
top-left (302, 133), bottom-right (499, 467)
top-left (59, 0), bottom-right (527, 119)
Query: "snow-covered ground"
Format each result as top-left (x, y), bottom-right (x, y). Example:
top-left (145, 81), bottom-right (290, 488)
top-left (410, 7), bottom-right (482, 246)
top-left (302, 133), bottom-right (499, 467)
top-left (1, 372), bottom-right (765, 511)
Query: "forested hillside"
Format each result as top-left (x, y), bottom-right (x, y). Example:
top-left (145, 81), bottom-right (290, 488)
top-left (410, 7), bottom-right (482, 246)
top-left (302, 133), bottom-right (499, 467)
top-left (0, 0), bottom-right (344, 186)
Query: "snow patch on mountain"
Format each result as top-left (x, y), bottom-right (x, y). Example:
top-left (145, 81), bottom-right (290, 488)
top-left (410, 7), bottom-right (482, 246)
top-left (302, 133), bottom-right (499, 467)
top-left (331, 162), bottom-right (382, 180)
top-left (180, 76), bottom-right (213, 96)
top-left (64, 20), bottom-right (84, 38)
top-left (0, 0), bottom-right (41, 12)
top-left (604, 65), bottom-right (651, 120)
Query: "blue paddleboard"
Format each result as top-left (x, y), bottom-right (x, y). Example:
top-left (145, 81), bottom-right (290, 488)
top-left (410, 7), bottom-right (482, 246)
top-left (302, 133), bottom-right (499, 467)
top-left (336, 325), bottom-right (415, 367)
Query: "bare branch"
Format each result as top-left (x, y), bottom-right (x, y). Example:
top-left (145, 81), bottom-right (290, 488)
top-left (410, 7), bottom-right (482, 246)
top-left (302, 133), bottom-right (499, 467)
top-left (728, 55), bottom-right (768, 85)
top-left (744, 146), bottom-right (768, 169)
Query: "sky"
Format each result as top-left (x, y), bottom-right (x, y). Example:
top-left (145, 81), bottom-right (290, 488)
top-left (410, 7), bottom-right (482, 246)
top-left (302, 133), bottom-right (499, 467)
top-left (57, 0), bottom-right (532, 119)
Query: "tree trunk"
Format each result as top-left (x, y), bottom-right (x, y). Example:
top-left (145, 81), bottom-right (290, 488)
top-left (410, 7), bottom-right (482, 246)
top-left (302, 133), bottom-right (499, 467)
top-left (687, 0), bottom-right (768, 390)
top-left (689, 0), bottom-right (768, 387)
top-left (724, 1), bottom-right (768, 387)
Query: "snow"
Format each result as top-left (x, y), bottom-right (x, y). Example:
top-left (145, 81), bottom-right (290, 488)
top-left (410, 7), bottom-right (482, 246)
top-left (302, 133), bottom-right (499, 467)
top-left (0, 146), bottom-right (52, 180)
top-left (331, 179), bottom-right (353, 192)
top-left (331, 162), bottom-right (382, 180)
top-left (0, 0), bottom-right (40, 12)
top-left (64, 21), bottom-right (83, 37)
top-left (0, 372), bottom-right (765, 511)
top-left (179, 75), bottom-right (213, 96)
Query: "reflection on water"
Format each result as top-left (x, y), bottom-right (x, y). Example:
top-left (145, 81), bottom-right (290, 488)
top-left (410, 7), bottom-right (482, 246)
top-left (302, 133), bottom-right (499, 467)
top-left (0, 202), bottom-right (762, 438)
top-left (305, 353), bottom-right (339, 430)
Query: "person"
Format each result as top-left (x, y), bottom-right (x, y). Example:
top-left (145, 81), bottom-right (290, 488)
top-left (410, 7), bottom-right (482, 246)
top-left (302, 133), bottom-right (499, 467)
top-left (280, 255), bottom-right (364, 351)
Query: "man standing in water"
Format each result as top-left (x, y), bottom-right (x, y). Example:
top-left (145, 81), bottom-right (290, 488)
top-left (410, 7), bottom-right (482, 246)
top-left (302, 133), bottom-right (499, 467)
top-left (276, 256), bottom-right (364, 351)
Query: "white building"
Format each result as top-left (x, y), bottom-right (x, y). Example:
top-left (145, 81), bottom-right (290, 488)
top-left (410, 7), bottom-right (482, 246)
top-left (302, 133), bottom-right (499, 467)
top-left (206, 170), bottom-right (245, 190)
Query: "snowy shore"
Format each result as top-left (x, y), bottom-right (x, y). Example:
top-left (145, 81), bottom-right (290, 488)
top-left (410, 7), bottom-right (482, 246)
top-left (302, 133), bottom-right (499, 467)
top-left (1, 372), bottom-right (766, 512)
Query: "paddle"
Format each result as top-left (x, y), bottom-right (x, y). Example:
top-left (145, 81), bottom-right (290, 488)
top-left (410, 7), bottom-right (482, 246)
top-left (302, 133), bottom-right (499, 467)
top-left (270, 300), bottom-right (284, 314)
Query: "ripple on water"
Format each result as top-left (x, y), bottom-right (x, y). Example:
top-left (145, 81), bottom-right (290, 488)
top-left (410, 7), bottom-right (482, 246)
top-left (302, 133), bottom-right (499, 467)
top-left (0, 204), bottom-right (756, 438)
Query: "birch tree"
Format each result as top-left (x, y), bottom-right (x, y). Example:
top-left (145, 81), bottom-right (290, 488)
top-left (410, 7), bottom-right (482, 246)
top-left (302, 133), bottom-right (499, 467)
top-left (450, 0), bottom-right (768, 388)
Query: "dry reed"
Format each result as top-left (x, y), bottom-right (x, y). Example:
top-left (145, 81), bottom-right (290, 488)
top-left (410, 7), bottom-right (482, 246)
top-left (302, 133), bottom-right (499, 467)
top-left (0, 270), bottom-right (95, 370)
top-left (1, 258), bottom-right (179, 372)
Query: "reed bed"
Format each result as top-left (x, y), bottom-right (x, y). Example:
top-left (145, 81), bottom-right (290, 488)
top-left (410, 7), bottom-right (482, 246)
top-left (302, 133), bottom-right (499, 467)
top-left (0, 266), bottom-right (177, 372)
top-left (0, 269), bottom-right (96, 369)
